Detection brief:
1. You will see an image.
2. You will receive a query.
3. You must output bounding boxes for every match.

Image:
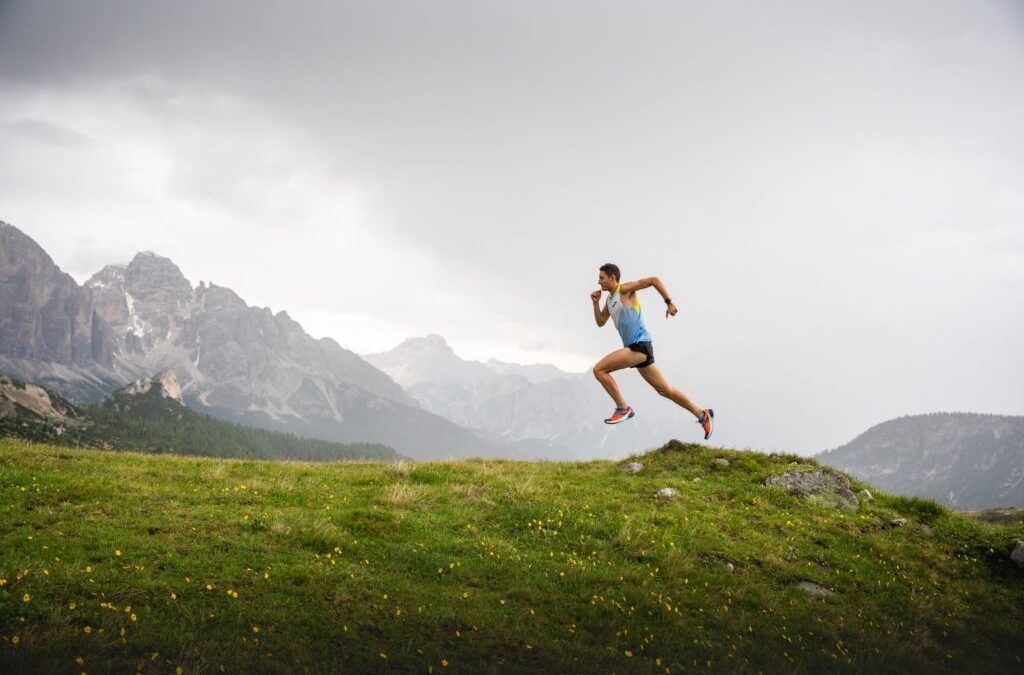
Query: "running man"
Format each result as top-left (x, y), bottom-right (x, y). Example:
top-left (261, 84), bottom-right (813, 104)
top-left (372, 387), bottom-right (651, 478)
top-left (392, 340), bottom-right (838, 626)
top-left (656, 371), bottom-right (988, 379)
top-left (590, 263), bottom-right (714, 439)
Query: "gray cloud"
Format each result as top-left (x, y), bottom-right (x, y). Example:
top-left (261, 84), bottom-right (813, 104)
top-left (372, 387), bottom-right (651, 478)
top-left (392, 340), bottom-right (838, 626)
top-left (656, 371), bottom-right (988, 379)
top-left (6, 119), bottom-right (88, 146)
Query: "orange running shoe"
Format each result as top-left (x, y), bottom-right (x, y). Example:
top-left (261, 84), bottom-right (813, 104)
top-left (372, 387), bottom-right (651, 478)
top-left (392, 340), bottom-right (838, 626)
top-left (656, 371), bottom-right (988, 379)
top-left (696, 408), bottom-right (714, 439)
top-left (604, 405), bottom-right (635, 424)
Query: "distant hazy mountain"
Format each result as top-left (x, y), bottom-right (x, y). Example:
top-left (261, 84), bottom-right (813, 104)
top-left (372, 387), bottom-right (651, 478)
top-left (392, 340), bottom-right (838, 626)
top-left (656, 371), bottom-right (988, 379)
top-left (364, 335), bottom-right (699, 458)
top-left (0, 369), bottom-right (409, 462)
top-left (816, 412), bottom-right (1024, 510)
top-left (0, 219), bottom-right (501, 460)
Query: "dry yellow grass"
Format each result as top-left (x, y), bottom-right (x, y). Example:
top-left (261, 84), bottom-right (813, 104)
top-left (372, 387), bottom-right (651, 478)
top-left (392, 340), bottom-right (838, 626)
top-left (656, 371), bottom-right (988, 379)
top-left (378, 482), bottom-right (429, 509)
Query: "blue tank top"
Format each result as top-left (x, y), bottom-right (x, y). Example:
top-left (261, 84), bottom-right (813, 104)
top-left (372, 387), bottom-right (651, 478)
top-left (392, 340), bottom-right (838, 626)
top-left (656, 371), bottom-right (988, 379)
top-left (607, 284), bottom-right (652, 346)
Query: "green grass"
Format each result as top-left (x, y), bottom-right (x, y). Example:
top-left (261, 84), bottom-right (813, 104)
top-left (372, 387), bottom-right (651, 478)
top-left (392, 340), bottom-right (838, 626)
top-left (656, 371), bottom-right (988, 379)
top-left (1, 437), bottom-right (1022, 674)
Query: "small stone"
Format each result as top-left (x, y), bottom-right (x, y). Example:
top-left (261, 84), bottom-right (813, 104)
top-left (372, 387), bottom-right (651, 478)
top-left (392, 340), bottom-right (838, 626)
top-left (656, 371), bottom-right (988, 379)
top-left (692, 477), bottom-right (702, 483)
top-left (725, 562), bottom-right (735, 573)
top-left (796, 581), bottom-right (834, 597)
top-left (859, 489), bottom-right (873, 501)
top-left (655, 487), bottom-right (679, 499)
top-left (713, 458), bottom-right (730, 467)
top-left (919, 524), bottom-right (933, 537)
top-left (890, 518), bottom-right (908, 527)
top-left (624, 462), bottom-right (643, 474)
top-left (1011, 540), bottom-right (1024, 569)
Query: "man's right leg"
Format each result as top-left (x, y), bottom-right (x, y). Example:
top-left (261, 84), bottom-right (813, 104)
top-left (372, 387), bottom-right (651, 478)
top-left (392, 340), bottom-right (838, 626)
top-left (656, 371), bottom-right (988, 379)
top-left (593, 348), bottom-right (646, 408)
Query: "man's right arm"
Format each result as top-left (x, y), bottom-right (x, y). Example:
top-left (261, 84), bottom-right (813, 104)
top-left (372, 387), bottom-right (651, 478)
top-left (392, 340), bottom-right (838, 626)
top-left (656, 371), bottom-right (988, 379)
top-left (591, 291), bottom-right (609, 327)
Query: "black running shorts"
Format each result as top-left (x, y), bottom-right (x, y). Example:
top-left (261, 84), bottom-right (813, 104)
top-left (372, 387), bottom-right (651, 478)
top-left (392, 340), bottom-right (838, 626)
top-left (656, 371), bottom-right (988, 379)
top-left (627, 341), bottom-right (654, 369)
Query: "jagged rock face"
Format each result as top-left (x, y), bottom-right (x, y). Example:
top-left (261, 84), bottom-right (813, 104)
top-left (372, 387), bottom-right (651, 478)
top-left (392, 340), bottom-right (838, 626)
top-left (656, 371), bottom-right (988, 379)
top-left (172, 283), bottom-right (413, 419)
top-left (85, 252), bottom-right (193, 355)
top-left (0, 221), bottom-right (115, 367)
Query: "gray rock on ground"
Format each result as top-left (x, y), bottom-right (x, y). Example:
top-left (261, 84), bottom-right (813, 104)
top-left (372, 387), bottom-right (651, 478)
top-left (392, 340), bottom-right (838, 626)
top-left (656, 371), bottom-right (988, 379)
top-left (713, 458), bottom-right (730, 467)
top-left (796, 581), bottom-right (835, 597)
top-left (655, 487), bottom-right (678, 499)
top-left (764, 468), bottom-right (859, 512)
top-left (1011, 540), bottom-right (1024, 569)
top-left (623, 462), bottom-right (644, 474)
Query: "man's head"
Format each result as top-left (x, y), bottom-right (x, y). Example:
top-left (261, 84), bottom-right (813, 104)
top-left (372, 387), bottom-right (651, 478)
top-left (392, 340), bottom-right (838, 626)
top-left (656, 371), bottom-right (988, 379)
top-left (597, 263), bottom-right (620, 291)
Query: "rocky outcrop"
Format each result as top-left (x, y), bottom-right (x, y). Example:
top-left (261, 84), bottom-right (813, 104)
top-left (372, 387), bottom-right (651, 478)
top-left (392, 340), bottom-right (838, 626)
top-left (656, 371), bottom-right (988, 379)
top-left (1011, 540), bottom-right (1024, 569)
top-left (0, 372), bottom-right (82, 424)
top-left (764, 468), bottom-right (860, 512)
top-left (115, 369), bottom-right (183, 403)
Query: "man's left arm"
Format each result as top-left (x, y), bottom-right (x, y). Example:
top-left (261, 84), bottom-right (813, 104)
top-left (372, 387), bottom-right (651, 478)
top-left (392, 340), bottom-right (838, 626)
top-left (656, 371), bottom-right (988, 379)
top-left (620, 276), bottom-right (678, 317)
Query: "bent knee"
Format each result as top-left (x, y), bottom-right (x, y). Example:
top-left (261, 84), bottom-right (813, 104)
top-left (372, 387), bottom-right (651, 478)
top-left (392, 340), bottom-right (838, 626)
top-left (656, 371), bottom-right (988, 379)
top-left (592, 365), bottom-right (604, 378)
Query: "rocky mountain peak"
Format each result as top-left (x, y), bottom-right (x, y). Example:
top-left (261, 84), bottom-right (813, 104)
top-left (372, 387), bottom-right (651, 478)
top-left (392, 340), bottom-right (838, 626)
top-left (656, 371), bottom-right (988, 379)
top-left (395, 334), bottom-right (456, 357)
top-left (364, 334), bottom-right (497, 388)
top-left (0, 219), bottom-right (59, 269)
top-left (125, 251), bottom-right (193, 301)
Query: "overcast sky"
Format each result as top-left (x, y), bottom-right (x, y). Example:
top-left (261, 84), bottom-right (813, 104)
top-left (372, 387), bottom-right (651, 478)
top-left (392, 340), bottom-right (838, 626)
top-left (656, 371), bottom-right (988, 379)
top-left (1, 1), bottom-right (1022, 455)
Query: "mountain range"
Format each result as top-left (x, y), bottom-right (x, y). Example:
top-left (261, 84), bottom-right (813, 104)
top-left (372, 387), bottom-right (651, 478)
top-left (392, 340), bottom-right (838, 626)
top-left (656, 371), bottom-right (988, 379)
top-left (0, 220), bottom-right (501, 460)
top-left (816, 412), bottom-right (1024, 510)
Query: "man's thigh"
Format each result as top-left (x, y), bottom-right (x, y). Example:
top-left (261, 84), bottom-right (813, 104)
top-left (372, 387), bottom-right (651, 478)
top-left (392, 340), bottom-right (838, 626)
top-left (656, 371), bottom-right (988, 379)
top-left (595, 347), bottom-right (646, 373)
top-left (637, 363), bottom-right (671, 391)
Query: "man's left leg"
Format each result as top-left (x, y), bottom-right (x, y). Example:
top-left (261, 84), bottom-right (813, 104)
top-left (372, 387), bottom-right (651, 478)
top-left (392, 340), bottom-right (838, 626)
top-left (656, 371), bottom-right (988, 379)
top-left (636, 363), bottom-right (704, 419)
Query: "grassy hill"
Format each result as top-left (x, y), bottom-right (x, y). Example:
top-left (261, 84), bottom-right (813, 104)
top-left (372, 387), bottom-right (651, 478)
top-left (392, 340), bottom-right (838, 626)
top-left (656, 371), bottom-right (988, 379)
top-left (1, 437), bottom-right (1022, 674)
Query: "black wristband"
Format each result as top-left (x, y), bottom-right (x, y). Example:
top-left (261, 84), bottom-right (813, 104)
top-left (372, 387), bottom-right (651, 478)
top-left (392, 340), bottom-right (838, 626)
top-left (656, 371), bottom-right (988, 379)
top-left (664, 297), bottom-right (672, 305)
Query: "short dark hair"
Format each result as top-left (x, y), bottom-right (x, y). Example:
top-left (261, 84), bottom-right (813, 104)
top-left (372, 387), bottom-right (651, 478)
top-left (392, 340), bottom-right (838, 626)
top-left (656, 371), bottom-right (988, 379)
top-left (599, 263), bottom-right (620, 281)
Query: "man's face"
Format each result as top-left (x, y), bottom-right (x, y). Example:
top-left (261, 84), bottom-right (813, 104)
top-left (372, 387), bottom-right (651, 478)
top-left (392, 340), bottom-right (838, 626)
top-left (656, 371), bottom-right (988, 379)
top-left (597, 271), bottom-right (616, 291)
